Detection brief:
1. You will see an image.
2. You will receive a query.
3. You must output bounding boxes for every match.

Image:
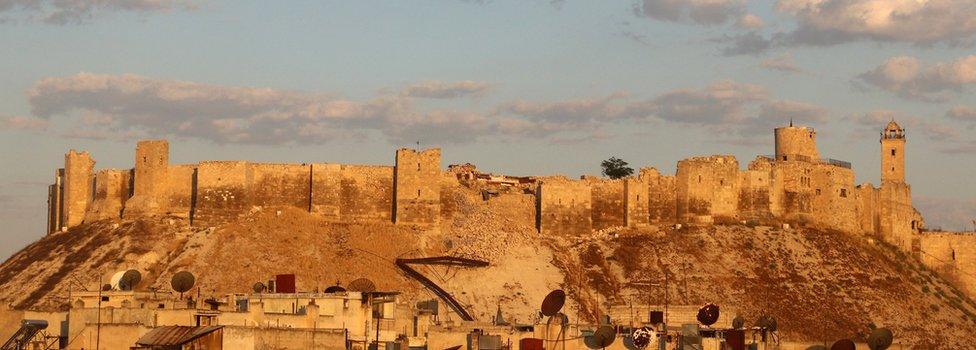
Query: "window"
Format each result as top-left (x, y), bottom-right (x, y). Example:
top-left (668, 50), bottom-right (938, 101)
top-left (698, 175), bottom-right (702, 183)
top-left (891, 149), bottom-right (896, 156)
top-left (101, 296), bottom-right (109, 302)
top-left (417, 162), bottom-right (420, 171)
top-left (783, 156), bottom-right (788, 161)
top-left (952, 250), bottom-right (956, 261)
top-left (816, 189), bottom-right (821, 195)
top-left (417, 189), bottom-right (421, 198)
top-left (840, 189), bottom-right (847, 198)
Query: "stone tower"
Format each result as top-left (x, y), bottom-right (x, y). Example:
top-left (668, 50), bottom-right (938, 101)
top-left (881, 120), bottom-right (905, 183)
top-left (393, 148), bottom-right (441, 226)
top-left (63, 150), bottom-right (95, 229)
top-left (125, 140), bottom-right (169, 216)
top-left (774, 125), bottom-right (820, 162)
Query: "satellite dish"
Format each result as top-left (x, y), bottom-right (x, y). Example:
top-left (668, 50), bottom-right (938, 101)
top-left (541, 290), bottom-right (566, 317)
top-left (867, 328), bottom-right (893, 350)
top-left (631, 327), bottom-right (654, 350)
top-left (252, 282), bottom-right (266, 293)
top-left (109, 271), bottom-right (126, 290)
top-left (830, 339), bottom-right (855, 350)
top-left (348, 278), bottom-right (377, 293)
top-left (325, 281), bottom-right (346, 293)
top-left (805, 346), bottom-right (827, 350)
top-left (584, 325), bottom-right (616, 349)
top-left (101, 284), bottom-right (112, 291)
top-left (697, 303), bottom-right (720, 326)
top-left (170, 271), bottom-right (196, 295)
top-left (731, 315), bottom-right (744, 329)
top-left (118, 270), bottom-right (141, 291)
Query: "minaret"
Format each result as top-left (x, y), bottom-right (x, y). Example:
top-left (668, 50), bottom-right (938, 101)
top-left (881, 120), bottom-right (905, 183)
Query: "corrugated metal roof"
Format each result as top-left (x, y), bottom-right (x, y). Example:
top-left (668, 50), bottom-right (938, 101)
top-left (135, 325), bottom-right (223, 346)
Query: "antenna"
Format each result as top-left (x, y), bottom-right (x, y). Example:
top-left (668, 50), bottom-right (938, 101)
top-left (170, 271), bottom-right (196, 299)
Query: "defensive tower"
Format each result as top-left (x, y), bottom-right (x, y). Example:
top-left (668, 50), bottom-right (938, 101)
top-left (63, 150), bottom-right (94, 229)
top-left (774, 125), bottom-right (820, 162)
top-left (393, 148), bottom-right (441, 226)
top-left (881, 120), bottom-right (905, 183)
top-left (125, 140), bottom-right (169, 216)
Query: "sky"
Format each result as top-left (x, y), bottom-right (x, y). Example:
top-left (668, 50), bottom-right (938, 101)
top-left (1, 0), bottom-right (976, 259)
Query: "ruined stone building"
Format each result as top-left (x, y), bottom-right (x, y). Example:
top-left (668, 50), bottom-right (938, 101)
top-left (43, 121), bottom-right (975, 298)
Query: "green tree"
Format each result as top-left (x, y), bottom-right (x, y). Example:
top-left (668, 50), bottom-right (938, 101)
top-left (601, 157), bottom-right (634, 179)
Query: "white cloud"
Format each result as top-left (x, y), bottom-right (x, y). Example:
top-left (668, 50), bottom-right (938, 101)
top-left (649, 80), bottom-right (767, 124)
top-left (915, 196), bottom-right (976, 231)
top-left (0, 0), bottom-right (194, 24)
top-left (633, 0), bottom-right (745, 26)
top-left (776, 0), bottom-right (976, 46)
top-left (947, 105), bottom-right (976, 123)
top-left (857, 55), bottom-right (976, 102)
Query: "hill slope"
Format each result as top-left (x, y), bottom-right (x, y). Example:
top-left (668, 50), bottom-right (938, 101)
top-left (0, 186), bottom-right (973, 348)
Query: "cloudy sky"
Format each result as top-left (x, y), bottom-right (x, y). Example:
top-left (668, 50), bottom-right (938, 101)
top-left (2, 0), bottom-right (976, 258)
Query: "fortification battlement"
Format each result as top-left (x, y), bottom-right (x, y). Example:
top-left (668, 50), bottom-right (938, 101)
top-left (44, 122), bottom-right (922, 258)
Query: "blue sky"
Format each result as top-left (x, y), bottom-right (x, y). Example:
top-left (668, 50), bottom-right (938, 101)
top-left (2, 0), bottom-right (976, 259)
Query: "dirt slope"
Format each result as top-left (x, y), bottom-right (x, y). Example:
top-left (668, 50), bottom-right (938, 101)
top-left (0, 185), bottom-right (973, 348)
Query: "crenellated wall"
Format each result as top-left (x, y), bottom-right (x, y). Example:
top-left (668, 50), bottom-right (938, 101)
top-left (338, 165), bottom-right (394, 223)
top-left (675, 156), bottom-right (739, 223)
top-left (86, 169), bottom-right (132, 221)
top-left (125, 140), bottom-right (169, 217)
top-left (643, 168), bottom-right (676, 224)
top-left (194, 161), bottom-right (250, 227)
top-left (536, 177), bottom-right (592, 236)
top-left (919, 233), bottom-right (976, 300)
top-left (587, 177), bottom-right (625, 230)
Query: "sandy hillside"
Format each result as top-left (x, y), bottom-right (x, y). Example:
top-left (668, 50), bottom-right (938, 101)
top-left (0, 184), bottom-right (974, 348)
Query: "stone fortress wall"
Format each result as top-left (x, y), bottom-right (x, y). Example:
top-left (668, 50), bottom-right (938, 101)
top-left (43, 121), bottom-right (976, 298)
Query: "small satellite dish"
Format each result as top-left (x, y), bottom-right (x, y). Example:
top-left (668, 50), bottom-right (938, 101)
top-left (252, 282), bottom-right (266, 293)
top-left (731, 315), bottom-right (744, 329)
top-left (805, 346), bottom-right (828, 350)
top-left (118, 270), bottom-right (142, 291)
top-left (830, 339), bottom-right (855, 350)
top-left (867, 328), bottom-right (893, 350)
top-left (170, 271), bottom-right (196, 296)
top-left (541, 290), bottom-right (566, 317)
top-left (697, 303), bottom-right (720, 326)
top-left (101, 284), bottom-right (112, 291)
top-left (348, 278), bottom-right (376, 293)
top-left (631, 327), bottom-right (654, 350)
top-left (584, 325), bottom-right (616, 349)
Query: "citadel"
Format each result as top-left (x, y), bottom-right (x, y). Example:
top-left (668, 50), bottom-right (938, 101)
top-left (43, 121), bottom-right (975, 300)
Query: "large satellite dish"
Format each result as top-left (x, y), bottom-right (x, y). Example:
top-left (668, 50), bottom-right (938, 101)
top-left (830, 339), bottom-right (855, 350)
top-left (541, 290), bottom-right (566, 317)
top-left (253, 282), bottom-right (267, 293)
top-left (696, 303), bottom-right (719, 326)
top-left (170, 271), bottom-right (196, 297)
top-left (584, 325), bottom-right (616, 349)
top-left (325, 281), bottom-right (347, 293)
top-left (348, 278), bottom-right (377, 293)
top-left (118, 270), bottom-right (142, 291)
top-left (867, 328), bottom-right (893, 350)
